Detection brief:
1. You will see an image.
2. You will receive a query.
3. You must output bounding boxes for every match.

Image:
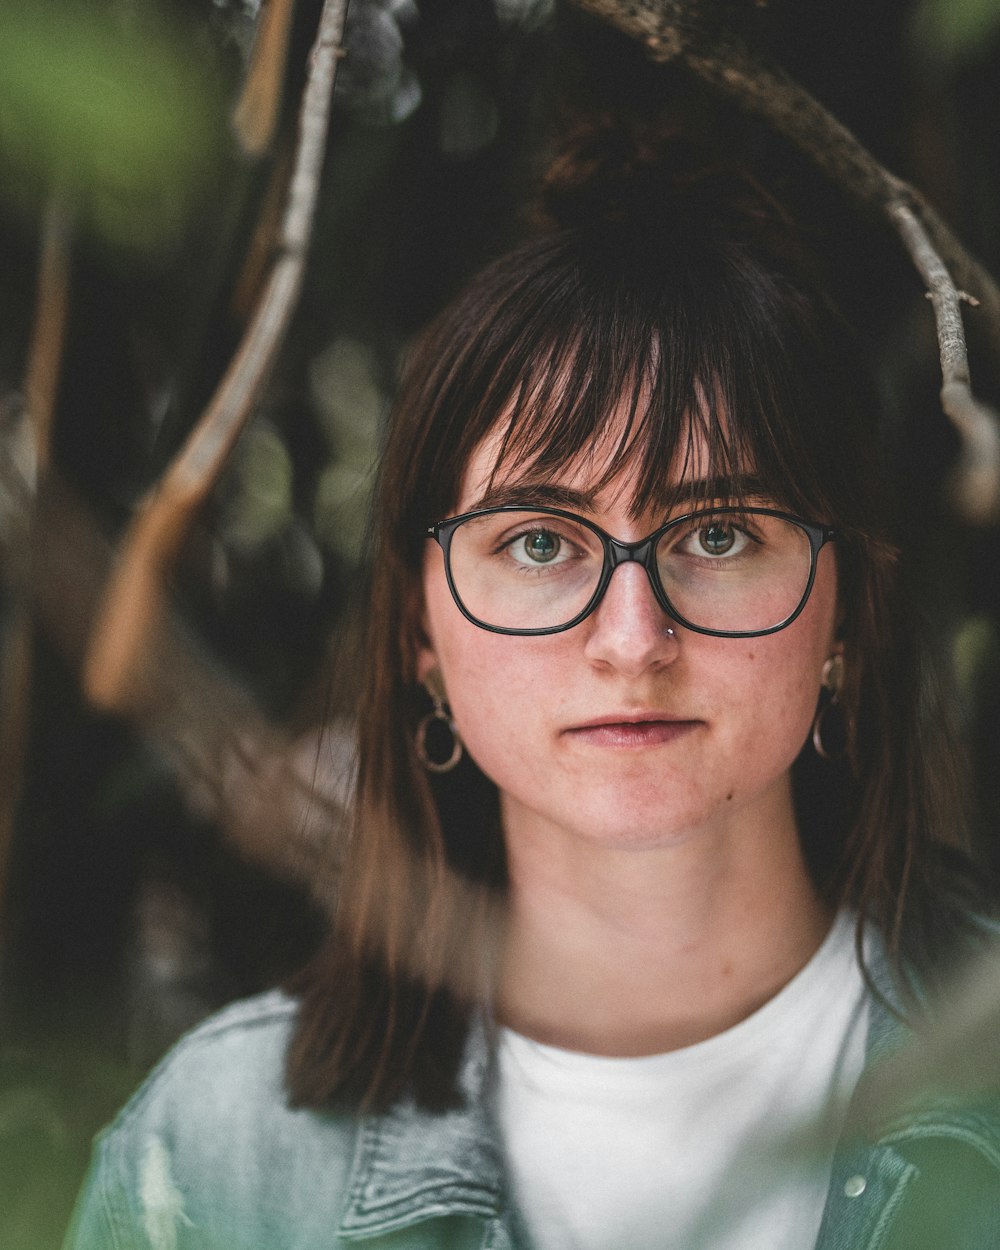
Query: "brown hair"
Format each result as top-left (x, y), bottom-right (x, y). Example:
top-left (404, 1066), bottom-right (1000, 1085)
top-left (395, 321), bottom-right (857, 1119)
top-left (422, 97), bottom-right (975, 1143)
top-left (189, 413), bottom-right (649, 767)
top-left (287, 159), bottom-right (976, 1112)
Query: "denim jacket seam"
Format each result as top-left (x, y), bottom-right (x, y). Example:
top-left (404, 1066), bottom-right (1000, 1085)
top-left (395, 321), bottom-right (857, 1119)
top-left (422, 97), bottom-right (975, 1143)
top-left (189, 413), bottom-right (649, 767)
top-left (880, 1119), bottom-right (1000, 1170)
top-left (866, 1159), bottom-right (918, 1250)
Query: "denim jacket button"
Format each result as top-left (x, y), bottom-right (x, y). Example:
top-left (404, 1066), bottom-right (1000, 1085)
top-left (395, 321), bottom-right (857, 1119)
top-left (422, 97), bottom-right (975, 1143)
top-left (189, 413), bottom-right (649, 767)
top-left (844, 1175), bottom-right (867, 1198)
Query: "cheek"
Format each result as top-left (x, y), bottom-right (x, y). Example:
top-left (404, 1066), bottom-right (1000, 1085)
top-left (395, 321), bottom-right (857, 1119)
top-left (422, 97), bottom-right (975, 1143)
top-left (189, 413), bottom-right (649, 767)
top-left (437, 648), bottom-right (552, 802)
top-left (420, 564), bottom-right (568, 779)
top-left (433, 627), bottom-right (560, 736)
top-left (723, 575), bottom-right (837, 752)
top-left (421, 557), bottom-right (541, 706)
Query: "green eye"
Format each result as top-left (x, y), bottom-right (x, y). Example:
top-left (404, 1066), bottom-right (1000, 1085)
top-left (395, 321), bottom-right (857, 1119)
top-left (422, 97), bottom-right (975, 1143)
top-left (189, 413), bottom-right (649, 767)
top-left (699, 523), bottom-right (736, 555)
top-left (522, 529), bottom-right (560, 562)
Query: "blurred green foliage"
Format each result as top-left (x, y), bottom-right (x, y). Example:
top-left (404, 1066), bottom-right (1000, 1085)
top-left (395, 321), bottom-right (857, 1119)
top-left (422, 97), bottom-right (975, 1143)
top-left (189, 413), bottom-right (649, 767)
top-left (218, 424), bottom-right (296, 553)
top-left (0, 1042), bottom-right (137, 1250)
top-left (0, 0), bottom-right (225, 252)
top-left (912, 0), bottom-right (1000, 61)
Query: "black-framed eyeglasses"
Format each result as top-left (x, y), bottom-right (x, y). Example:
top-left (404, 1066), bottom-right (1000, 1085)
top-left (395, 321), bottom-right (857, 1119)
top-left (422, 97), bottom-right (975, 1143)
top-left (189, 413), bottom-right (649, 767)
top-left (426, 505), bottom-right (836, 638)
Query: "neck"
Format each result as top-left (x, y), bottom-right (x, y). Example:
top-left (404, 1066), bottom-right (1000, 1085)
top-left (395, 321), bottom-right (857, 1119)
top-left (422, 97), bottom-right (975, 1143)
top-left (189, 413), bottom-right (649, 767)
top-left (496, 789), bottom-right (831, 1056)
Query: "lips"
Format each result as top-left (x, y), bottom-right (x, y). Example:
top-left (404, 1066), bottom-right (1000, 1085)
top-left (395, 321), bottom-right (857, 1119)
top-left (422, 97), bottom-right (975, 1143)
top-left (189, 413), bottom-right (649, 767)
top-left (563, 713), bottom-right (701, 749)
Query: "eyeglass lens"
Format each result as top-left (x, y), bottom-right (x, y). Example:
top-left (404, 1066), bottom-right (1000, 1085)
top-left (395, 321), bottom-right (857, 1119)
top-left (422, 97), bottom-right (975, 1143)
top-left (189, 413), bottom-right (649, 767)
top-left (445, 510), bottom-right (815, 634)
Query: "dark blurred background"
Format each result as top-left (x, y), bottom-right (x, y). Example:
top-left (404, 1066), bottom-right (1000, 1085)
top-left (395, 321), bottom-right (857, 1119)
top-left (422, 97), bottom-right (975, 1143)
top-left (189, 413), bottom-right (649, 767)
top-left (1, 0), bottom-right (999, 1244)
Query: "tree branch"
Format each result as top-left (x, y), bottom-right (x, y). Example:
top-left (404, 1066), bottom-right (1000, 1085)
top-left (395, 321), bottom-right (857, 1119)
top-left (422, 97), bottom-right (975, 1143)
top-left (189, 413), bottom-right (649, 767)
top-left (891, 202), bottom-right (1000, 525)
top-left (83, 0), bottom-right (351, 713)
top-left (571, 0), bottom-right (1000, 348)
top-left (570, 0), bottom-right (1000, 520)
top-left (23, 197), bottom-right (73, 475)
top-left (21, 471), bottom-right (349, 886)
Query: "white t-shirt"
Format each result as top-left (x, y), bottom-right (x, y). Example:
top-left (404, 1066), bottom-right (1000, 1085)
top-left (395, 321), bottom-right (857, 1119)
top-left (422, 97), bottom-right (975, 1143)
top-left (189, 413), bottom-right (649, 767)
top-left (495, 911), bottom-right (869, 1250)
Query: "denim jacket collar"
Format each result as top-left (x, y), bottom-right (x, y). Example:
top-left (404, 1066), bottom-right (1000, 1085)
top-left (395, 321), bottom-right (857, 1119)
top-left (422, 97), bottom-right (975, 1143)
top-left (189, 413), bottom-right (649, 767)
top-left (338, 1019), bottom-right (509, 1243)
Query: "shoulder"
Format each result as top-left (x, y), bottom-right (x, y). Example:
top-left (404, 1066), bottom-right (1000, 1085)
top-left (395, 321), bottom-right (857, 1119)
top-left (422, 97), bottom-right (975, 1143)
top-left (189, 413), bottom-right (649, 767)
top-left (65, 991), bottom-right (361, 1250)
top-left (115, 989), bottom-right (303, 1131)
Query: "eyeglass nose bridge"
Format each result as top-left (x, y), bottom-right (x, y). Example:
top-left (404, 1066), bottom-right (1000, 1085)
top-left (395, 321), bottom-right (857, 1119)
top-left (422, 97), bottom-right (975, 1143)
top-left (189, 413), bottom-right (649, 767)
top-left (606, 534), bottom-right (657, 567)
top-left (599, 533), bottom-right (675, 617)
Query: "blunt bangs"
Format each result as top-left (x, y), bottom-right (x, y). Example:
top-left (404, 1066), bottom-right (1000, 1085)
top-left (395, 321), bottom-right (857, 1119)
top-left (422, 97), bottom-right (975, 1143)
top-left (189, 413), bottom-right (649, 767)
top-left (397, 222), bottom-right (878, 557)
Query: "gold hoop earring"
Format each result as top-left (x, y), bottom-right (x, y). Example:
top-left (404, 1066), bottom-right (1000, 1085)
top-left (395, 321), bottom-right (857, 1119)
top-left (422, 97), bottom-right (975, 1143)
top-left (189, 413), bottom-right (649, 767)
top-left (415, 694), bottom-right (463, 773)
top-left (812, 653), bottom-right (846, 761)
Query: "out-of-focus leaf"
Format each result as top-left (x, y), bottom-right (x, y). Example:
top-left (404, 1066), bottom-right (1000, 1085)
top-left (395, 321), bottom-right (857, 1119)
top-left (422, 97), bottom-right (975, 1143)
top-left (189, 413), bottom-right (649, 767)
top-left (309, 336), bottom-right (384, 462)
top-left (336, 0), bottom-right (423, 125)
top-left (953, 613), bottom-right (1000, 710)
top-left (314, 459), bottom-right (374, 564)
top-left (911, 0), bottom-right (1000, 63)
top-left (308, 337), bottom-right (382, 564)
top-left (0, 0), bottom-right (225, 251)
top-left (0, 1043), bottom-right (136, 1250)
top-left (217, 422), bottom-right (294, 552)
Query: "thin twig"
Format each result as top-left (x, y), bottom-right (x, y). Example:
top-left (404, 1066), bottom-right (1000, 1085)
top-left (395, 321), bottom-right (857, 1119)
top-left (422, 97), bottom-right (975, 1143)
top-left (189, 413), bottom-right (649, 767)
top-left (890, 202), bottom-right (1000, 525)
top-left (84, 0), bottom-right (350, 712)
top-left (23, 197), bottom-right (73, 474)
top-left (232, 0), bottom-right (298, 156)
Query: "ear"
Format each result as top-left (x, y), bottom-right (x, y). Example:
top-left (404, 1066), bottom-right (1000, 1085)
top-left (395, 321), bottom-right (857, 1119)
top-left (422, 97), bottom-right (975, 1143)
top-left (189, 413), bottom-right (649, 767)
top-left (415, 626), bottom-right (440, 689)
top-left (407, 583), bottom-right (440, 689)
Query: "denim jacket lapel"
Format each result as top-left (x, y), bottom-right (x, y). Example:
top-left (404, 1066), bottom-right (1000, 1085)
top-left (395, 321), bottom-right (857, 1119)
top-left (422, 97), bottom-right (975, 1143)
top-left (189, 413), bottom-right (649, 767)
top-left (337, 1020), bottom-right (516, 1247)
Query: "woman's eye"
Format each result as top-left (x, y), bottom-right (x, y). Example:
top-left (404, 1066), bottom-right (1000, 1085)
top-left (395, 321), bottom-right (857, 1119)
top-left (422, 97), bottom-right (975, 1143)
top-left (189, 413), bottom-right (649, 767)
top-left (517, 529), bottom-right (562, 563)
top-left (698, 522), bottom-right (739, 556)
top-left (672, 519), bottom-right (754, 560)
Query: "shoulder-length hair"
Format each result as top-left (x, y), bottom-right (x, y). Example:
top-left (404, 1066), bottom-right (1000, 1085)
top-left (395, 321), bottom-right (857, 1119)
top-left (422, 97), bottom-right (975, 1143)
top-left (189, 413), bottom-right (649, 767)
top-left (287, 167), bottom-right (973, 1112)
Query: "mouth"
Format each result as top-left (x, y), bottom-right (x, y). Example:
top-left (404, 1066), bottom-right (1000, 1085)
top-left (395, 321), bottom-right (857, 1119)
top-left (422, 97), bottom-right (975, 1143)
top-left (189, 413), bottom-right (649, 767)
top-left (563, 713), bottom-right (702, 749)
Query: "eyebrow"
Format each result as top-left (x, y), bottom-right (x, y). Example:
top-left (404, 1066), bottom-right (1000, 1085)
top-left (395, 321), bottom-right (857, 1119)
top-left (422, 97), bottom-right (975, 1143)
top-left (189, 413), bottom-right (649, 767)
top-left (469, 482), bottom-right (599, 512)
top-left (467, 474), bottom-right (772, 515)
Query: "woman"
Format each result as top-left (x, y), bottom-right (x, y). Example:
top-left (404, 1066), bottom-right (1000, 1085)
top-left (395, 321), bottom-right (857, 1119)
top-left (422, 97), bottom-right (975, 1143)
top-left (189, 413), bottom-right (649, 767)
top-left (65, 153), bottom-right (1000, 1249)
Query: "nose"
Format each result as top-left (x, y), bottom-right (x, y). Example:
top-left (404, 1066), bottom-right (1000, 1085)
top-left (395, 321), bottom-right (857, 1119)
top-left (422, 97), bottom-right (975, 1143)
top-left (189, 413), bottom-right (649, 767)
top-left (582, 561), bottom-right (679, 675)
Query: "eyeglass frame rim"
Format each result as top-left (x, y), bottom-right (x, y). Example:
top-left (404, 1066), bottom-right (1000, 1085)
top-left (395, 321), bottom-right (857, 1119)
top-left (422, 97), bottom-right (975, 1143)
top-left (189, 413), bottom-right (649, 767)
top-left (425, 503), bottom-right (837, 639)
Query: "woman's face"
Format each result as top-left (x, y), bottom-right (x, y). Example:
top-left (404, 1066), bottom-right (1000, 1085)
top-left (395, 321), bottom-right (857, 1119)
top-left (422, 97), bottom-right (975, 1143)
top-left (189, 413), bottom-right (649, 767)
top-left (417, 419), bottom-right (840, 857)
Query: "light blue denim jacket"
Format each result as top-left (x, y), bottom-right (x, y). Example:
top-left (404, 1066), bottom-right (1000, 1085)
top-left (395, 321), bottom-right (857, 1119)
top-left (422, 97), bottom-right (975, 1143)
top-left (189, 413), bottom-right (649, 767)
top-left (64, 946), bottom-right (1000, 1250)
